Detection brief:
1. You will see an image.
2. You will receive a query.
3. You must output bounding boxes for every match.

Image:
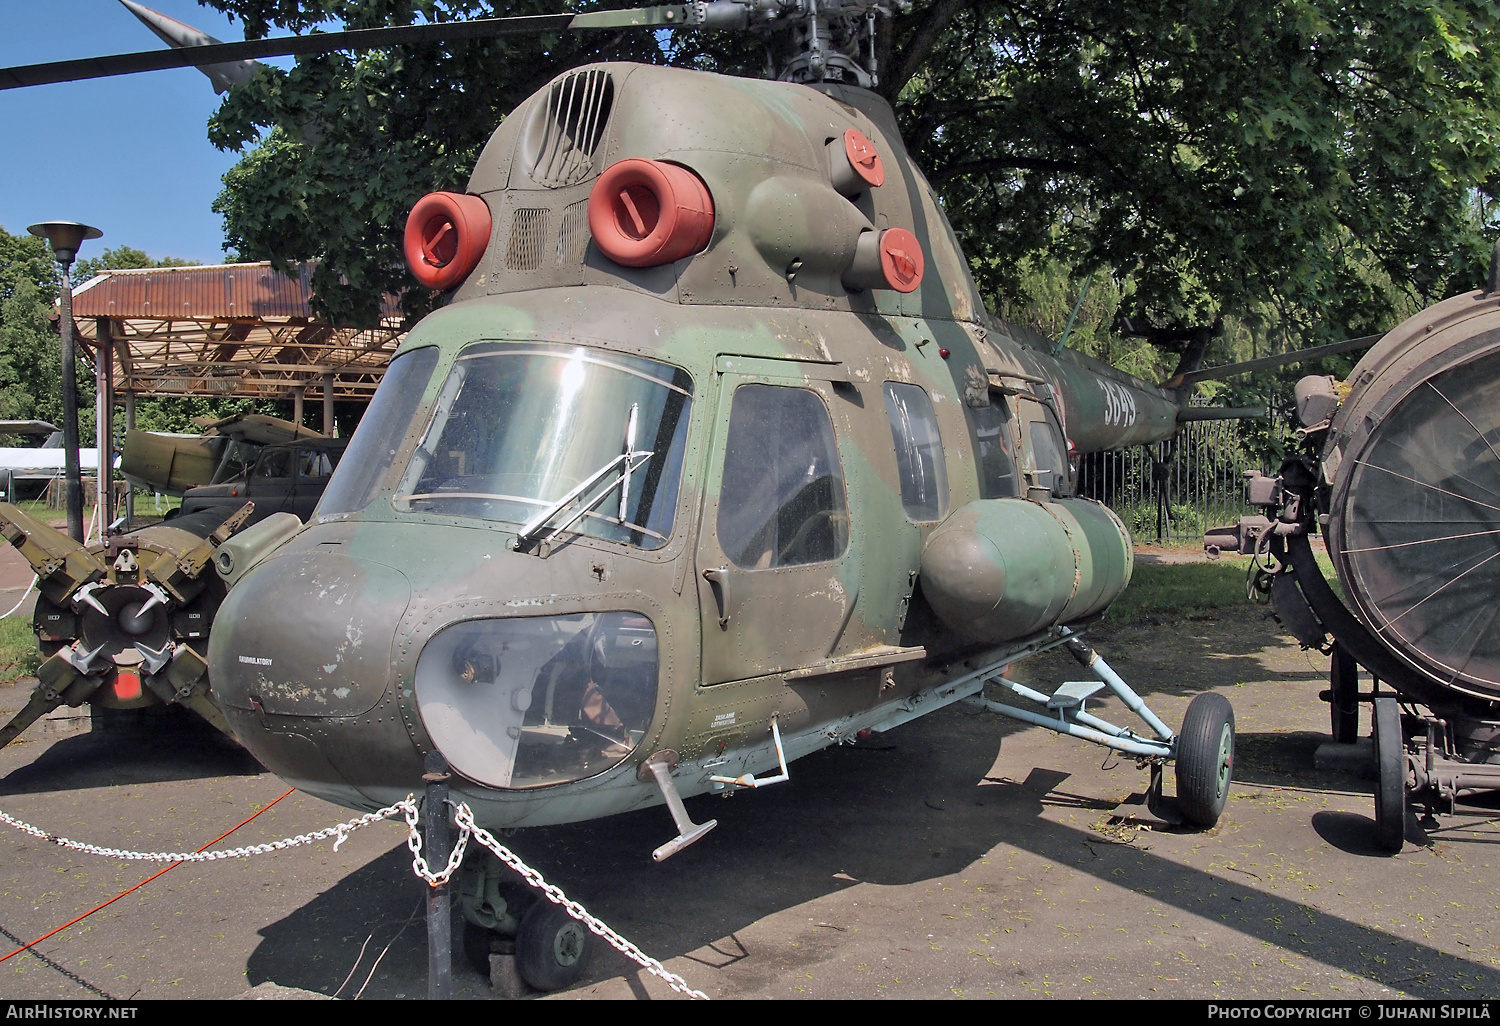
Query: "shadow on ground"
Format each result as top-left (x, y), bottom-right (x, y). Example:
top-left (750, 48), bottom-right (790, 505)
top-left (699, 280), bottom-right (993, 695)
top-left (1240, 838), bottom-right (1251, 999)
top-left (0, 708), bottom-right (261, 796)
top-left (248, 665), bottom-right (1500, 999)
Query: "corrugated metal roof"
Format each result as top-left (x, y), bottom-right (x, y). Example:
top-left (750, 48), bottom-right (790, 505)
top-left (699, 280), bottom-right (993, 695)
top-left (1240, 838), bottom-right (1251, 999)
top-left (70, 262), bottom-right (402, 322)
top-left (71, 262), bottom-right (318, 320)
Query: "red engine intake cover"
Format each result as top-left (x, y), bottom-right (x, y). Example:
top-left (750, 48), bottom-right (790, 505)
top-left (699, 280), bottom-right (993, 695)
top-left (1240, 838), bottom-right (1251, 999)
top-left (588, 159), bottom-right (715, 268)
top-left (879, 228), bottom-right (924, 293)
top-left (404, 192), bottom-right (493, 290)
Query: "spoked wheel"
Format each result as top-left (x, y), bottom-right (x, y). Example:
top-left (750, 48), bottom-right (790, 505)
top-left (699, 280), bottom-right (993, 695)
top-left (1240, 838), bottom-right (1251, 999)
top-left (1373, 697), bottom-right (1408, 852)
top-left (1175, 692), bottom-right (1236, 828)
top-left (515, 900), bottom-right (593, 992)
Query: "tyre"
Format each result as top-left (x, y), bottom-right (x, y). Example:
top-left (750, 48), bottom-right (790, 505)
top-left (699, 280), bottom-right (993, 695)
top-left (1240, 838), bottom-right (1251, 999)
top-left (1176, 692), bottom-right (1235, 827)
top-left (1373, 696), bottom-right (1407, 852)
top-left (515, 900), bottom-right (592, 992)
top-left (1330, 643), bottom-right (1360, 744)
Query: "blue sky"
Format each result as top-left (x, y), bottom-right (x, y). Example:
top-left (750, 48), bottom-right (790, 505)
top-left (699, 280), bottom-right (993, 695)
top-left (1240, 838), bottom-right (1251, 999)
top-left (0, 1), bottom-right (298, 265)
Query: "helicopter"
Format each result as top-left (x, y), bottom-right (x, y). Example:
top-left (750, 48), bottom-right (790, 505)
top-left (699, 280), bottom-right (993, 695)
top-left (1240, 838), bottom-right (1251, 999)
top-left (1206, 251), bottom-right (1500, 854)
top-left (3, 0), bottom-right (1249, 991)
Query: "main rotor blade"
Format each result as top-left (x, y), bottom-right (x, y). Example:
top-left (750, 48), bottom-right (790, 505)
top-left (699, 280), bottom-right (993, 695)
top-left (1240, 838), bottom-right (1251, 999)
top-left (1160, 333), bottom-right (1384, 389)
top-left (0, 9), bottom-right (694, 91)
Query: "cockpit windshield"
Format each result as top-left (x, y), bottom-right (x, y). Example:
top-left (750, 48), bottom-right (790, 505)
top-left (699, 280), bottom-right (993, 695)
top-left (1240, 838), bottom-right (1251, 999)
top-left (394, 342), bottom-right (693, 549)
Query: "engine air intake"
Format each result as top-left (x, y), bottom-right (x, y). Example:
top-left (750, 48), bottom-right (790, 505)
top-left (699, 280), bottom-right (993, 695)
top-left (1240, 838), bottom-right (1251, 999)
top-left (588, 159), bottom-right (715, 268)
top-left (404, 192), bottom-right (492, 290)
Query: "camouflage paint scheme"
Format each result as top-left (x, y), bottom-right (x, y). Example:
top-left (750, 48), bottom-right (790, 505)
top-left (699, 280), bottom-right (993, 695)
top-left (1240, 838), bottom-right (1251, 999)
top-left (206, 63), bottom-right (1184, 832)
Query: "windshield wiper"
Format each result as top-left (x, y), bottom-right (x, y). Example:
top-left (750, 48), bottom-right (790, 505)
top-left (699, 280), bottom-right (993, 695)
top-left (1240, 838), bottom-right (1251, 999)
top-left (514, 403), bottom-right (653, 551)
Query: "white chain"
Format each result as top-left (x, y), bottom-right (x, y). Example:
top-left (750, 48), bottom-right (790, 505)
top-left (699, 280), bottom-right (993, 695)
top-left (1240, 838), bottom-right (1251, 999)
top-left (402, 796), bottom-right (470, 886)
top-left (0, 800), bottom-right (411, 862)
top-left (453, 803), bottom-right (709, 1000)
top-left (1, 796), bottom-right (707, 999)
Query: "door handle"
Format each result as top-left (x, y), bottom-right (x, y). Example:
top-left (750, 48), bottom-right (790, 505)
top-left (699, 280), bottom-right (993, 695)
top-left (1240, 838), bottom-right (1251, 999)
top-left (702, 566), bottom-right (732, 626)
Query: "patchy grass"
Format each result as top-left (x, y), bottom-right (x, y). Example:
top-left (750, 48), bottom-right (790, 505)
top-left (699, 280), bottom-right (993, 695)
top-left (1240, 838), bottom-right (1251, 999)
top-left (1106, 558), bottom-right (1255, 624)
top-left (0, 615), bottom-right (39, 686)
top-left (7, 490), bottom-right (180, 527)
top-left (1105, 549), bottom-right (1342, 626)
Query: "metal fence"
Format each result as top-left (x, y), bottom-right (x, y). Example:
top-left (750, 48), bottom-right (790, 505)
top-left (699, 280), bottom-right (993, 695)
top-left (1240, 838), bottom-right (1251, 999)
top-left (1076, 406), bottom-right (1285, 545)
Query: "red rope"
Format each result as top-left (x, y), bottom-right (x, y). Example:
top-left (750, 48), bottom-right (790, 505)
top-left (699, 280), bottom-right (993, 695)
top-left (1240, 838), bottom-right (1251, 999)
top-left (0, 787), bottom-right (297, 965)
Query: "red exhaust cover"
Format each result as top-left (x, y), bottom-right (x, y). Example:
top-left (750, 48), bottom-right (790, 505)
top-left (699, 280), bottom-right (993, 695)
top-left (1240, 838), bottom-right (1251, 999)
top-left (404, 192), bottom-right (493, 290)
top-left (588, 159), bottom-right (715, 268)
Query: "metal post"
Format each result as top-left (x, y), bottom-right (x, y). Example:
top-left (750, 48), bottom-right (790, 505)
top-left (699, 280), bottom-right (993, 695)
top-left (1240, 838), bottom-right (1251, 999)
top-left (95, 317), bottom-right (113, 538)
top-left (322, 373), bottom-right (335, 436)
top-left (293, 385), bottom-right (304, 429)
top-left (423, 751), bottom-right (452, 1001)
top-left (123, 390), bottom-right (135, 523)
top-left (58, 263), bottom-right (83, 543)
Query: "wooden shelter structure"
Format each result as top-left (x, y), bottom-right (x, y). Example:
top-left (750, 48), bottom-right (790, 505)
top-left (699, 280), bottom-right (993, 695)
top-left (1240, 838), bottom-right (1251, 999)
top-left (64, 262), bottom-right (405, 535)
top-left (70, 262), bottom-right (404, 427)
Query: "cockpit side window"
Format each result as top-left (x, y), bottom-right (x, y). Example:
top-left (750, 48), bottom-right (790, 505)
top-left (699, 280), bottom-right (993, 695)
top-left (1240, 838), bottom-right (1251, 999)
top-left (1018, 396), bottom-right (1072, 496)
top-left (318, 346), bottom-right (440, 517)
top-left (882, 382), bottom-right (948, 521)
top-left (717, 384), bottom-right (849, 569)
top-left (970, 391), bottom-right (1019, 498)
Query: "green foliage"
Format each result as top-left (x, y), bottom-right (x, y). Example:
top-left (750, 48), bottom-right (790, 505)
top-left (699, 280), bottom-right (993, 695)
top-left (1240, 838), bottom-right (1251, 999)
top-left (0, 228), bottom-right (58, 311)
top-left (0, 228), bottom-right (201, 445)
top-left (912, 0), bottom-right (1500, 342)
top-left (74, 247), bottom-right (195, 282)
top-left (130, 394), bottom-right (293, 434)
top-left (0, 278), bottom-right (65, 426)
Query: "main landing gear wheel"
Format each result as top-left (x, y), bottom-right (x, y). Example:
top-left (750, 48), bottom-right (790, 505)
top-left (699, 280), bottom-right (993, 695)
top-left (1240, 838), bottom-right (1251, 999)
top-left (1176, 692), bottom-right (1235, 827)
top-left (515, 900), bottom-right (593, 992)
top-left (1373, 696), bottom-right (1407, 853)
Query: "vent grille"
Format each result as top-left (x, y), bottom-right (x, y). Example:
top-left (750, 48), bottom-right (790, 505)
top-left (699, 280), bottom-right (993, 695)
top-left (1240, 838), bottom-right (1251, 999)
top-left (505, 209), bottom-right (550, 270)
top-left (523, 69), bottom-right (615, 188)
top-left (556, 201), bottom-right (591, 265)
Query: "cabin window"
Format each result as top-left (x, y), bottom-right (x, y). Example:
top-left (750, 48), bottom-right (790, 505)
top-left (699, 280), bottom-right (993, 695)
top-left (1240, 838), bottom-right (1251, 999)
top-left (392, 343), bottom-right (693, 549)
top-left (255, 449), bottom-right (293, 479)
top-left (970, 392), bottom-right (1019, 498)
top-left (882, 382), bottom-right (948, 521)
top-left (717, 384), bottom-right (849, 569)
top-left (297, 449), bottom-right (335, 479)
top-left (318, 346), bottom-right (440, 517)
top-left (1019, 396), bottom-right (1072, 495)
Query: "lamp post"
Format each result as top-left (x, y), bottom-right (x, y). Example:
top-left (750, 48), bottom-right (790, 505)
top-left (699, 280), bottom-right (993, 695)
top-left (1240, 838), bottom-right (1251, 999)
top-left (27, 221), bottom-right (102, 543)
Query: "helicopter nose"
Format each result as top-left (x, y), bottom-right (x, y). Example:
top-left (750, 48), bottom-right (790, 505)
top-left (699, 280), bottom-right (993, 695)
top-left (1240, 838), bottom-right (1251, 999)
top-left (208, 546), bottom-right (413, 793)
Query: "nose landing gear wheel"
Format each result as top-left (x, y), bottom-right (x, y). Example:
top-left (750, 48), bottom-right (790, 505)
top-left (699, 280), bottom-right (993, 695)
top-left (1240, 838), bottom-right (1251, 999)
top-left (1373, 696), bottom-right (1407, 852)
top-left (1176, 692), bottom-right (1235, 827)
top-left (515, 900), bottom-right (593, 992)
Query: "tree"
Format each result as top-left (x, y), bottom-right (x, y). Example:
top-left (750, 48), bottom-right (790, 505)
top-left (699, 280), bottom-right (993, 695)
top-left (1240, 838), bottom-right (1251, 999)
top-left (74, 246), bottom-right (194, 282)
top-left (0, 230), bottom-right (213, 443)
top-left (204, 0), bottom-right (1500, 352)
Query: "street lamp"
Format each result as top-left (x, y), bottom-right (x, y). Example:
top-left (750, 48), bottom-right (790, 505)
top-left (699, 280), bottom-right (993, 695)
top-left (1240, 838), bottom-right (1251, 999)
top-left (27, 221), bottom-right (102, 543)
